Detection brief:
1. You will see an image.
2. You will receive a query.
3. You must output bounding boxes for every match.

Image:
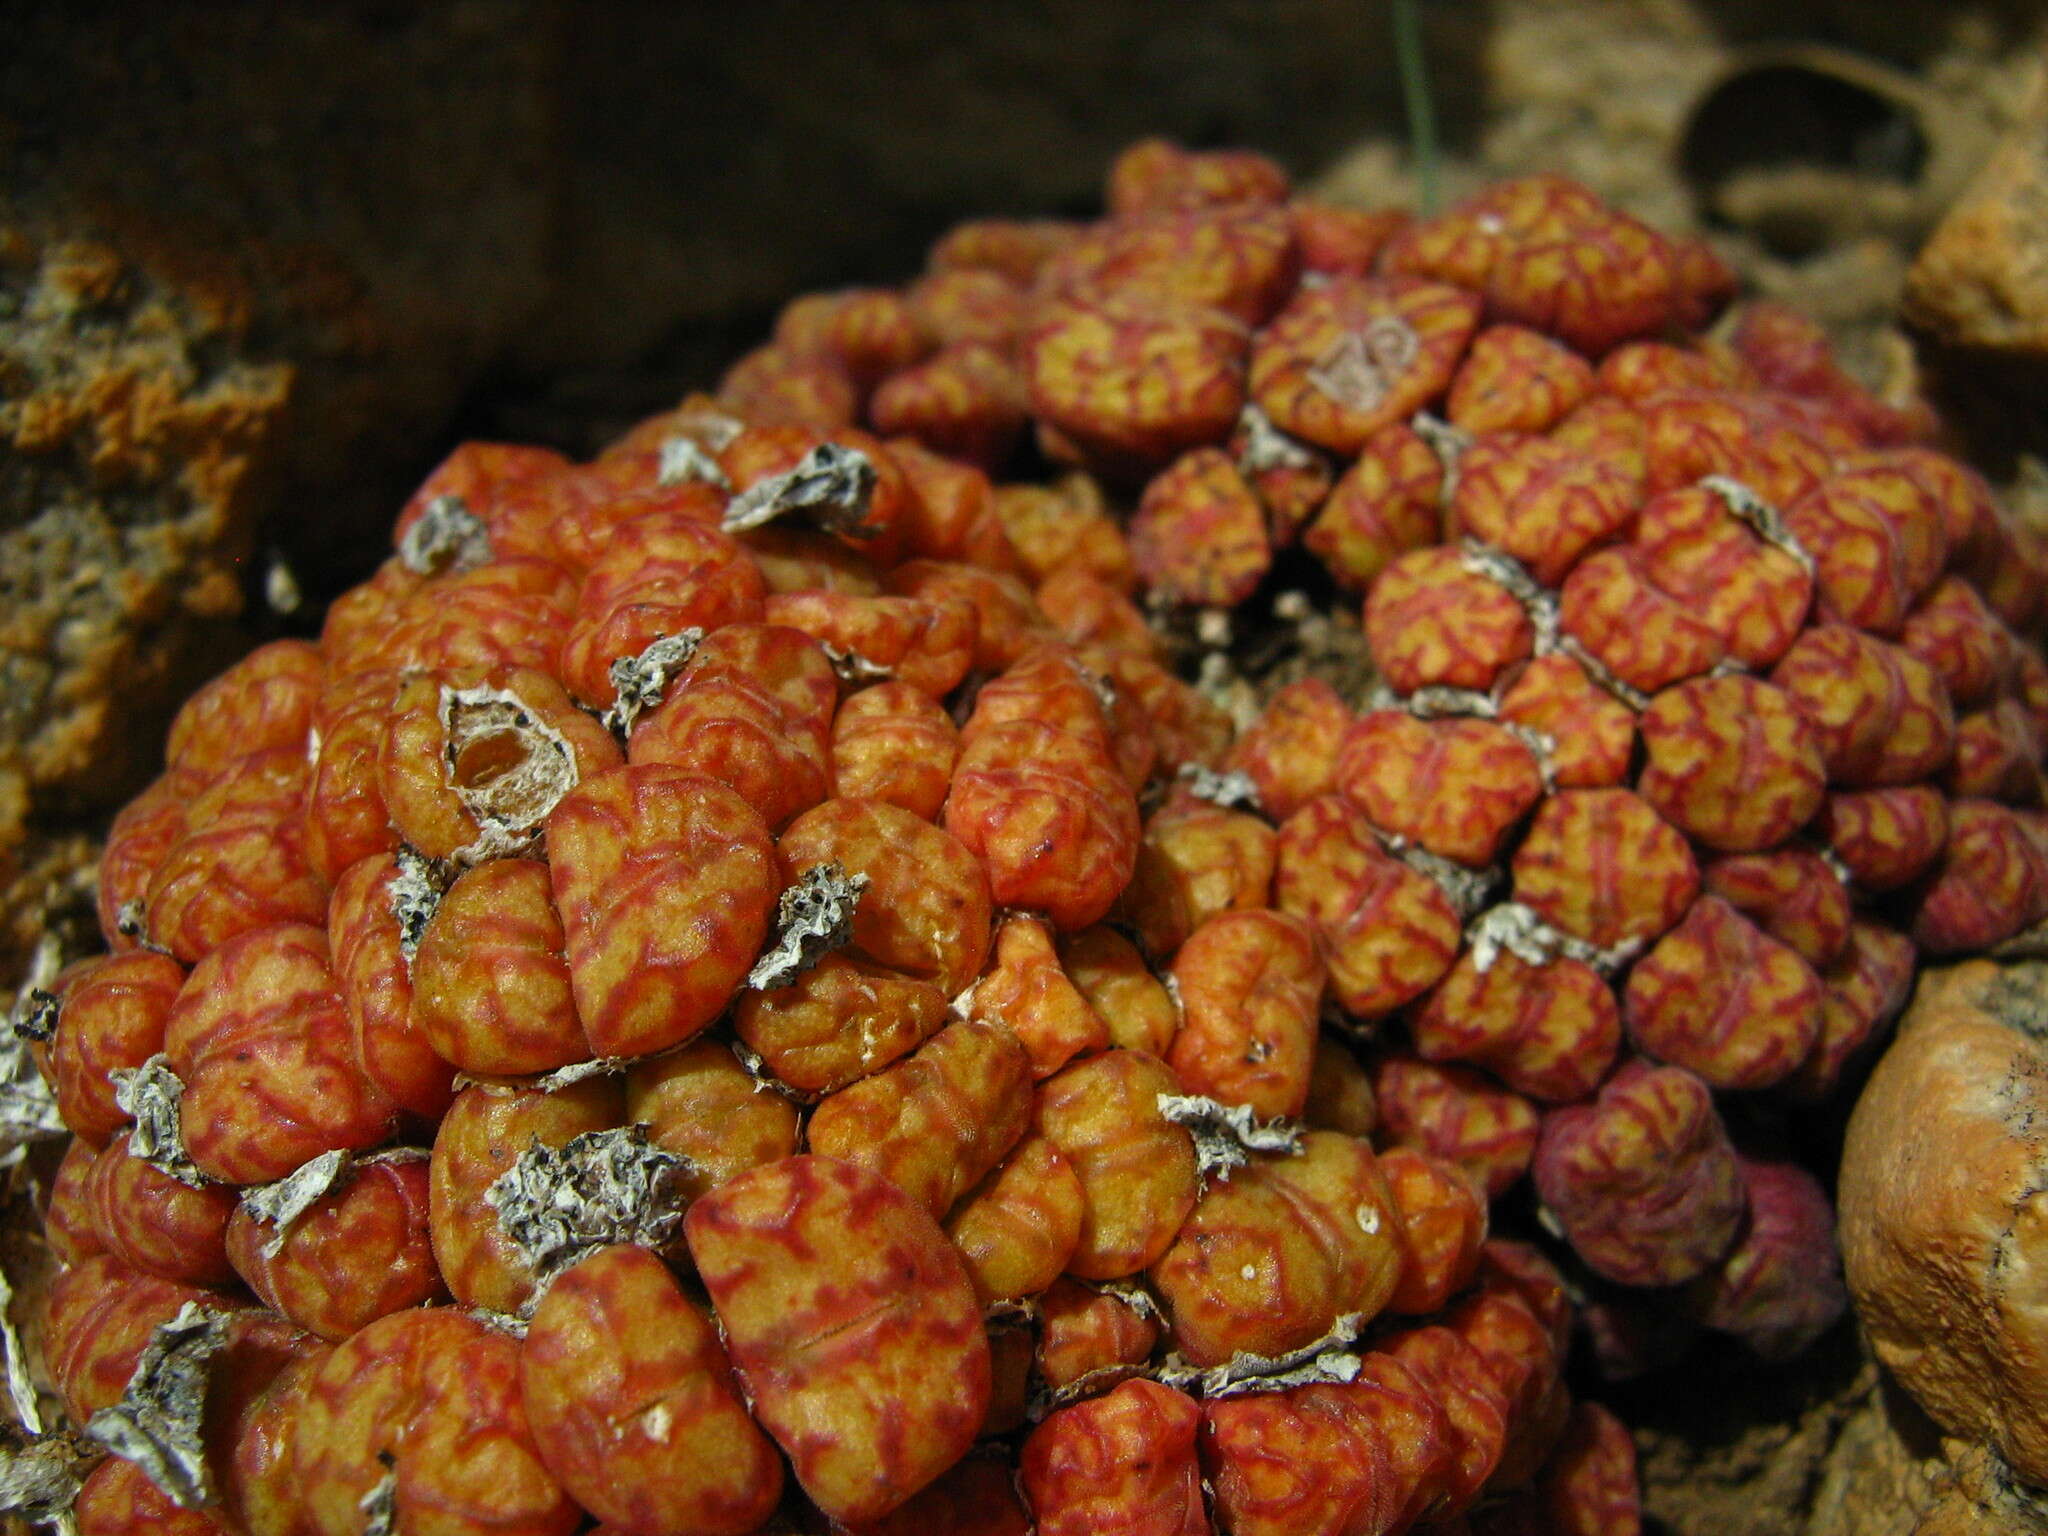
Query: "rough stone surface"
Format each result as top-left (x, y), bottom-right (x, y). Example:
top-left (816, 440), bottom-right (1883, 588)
top-left (1620, 1329), bottom-right (1949, 1536)
top-left (1906, 64), bottom-right (2048, 359)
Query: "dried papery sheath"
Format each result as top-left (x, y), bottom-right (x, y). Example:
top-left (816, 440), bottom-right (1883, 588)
top-left (1504, 722), bottom-right (1560, 792)
top-left (239, 1149), bottom-right (348, 1259)
top-left (531, 1055), bottom-right (632, 1092)
top-left (389, 847), bottom-right (448, 964)
top-left (108, 1057), bottom-right (204, 1188)
top-left (721, 442), bottom-right (877, 535)
top-left (1234, 402), bottom-right (1317, 475)
top-left (484, 1126), bottom-right (683, 1295)
top-left (471, 1308), bottom-right (529, 1339)
top-left (0, 1026), bottom-right (65, 1167)
top-left (0, 1432), bottom-right (93, 1527)
top-left (1464, 531), bottom-right (1647, 709)
top-left (9, 935), bottom-right (61, 1045)
top-left (1468, 900), bottom-right (1642, 977)
top-left (1177, 763), bottom-right (1261, 811)
top-left (729, 1039), bottom-right (811, 1104)
top-left (1092, 1278), bottom-right (1163, 1322)
top-left (1558, 635), bottom-right (1651, 711)
top-left (85, 1302), bottom-right (233, 1508)
top-left (1375, 683), bottom-right (1500, 720)
top-left (1157, 1313), bottom-right (1367, 1398)
top-left (673, 404), bottom-right (746, 453)
top-left (603, 629), bottom-right (705, 737)
top-left (397, 495), bottom-right (493, 576)
top-left (820, 642), bottom-right (893, 687)
top-left (1383, 838), bottom-right (1501, 919)
top-left (1410, 410), bottom-right (1475, 499)
top-left (359, 1463), bottom-right (398, 1536)
top-left (114, 900), bottom-right (147, 942)
top-left (1700, 475), bottom-right (1816, 575)
top-left (748, 862), bottom-right (869, 990)
top-left (439, 684), bottom-right (579, 862)
top-left (1156, 1094), bottom-right (1303, 1183)
top-left (1308, 317), bottom-right (1419, 414)
top-left (0, 1264), bottom-right (41, 1437)
top-left (657, 436), bottom-right (732, 491)
top-left (1460, 540), bottom-right (1557, 632)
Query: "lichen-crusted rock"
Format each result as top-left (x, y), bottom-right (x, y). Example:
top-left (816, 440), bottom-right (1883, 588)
top-left (0, 225), bottom-right (291, 823)
top-left (1840, 958), bottom-right (2048, 1488)
top-left (0, 4), bottom-right (565, 984)
top-left (1914, 1444), bottom-right (2048, 1536)
top-left (1904, 68), bottom-right (2048, 360)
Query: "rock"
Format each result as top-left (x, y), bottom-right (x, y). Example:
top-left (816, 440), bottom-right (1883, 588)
top-left (1621, 1328), bottom-right (1948, 1536)
top-left (1905, 62), bottom-right (2048, 357)
top-left (1914, 1444), bottom-right (2048, 1535)
top-left (1840, 959), bottom-right (2048, 1489)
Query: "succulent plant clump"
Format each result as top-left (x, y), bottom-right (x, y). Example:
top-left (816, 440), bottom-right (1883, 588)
top-left (16, 134), bottom-right (2048, 1535)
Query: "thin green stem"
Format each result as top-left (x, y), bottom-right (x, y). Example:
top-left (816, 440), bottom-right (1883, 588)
top-left (1392, 0), bottom-right (1441, 216)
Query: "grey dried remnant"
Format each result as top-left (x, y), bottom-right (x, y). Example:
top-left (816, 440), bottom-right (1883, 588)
top-left (397, 495), bottom-right (493, 576)
top-left (108, 1056), bottom-right (205, 1188)
top-left (603, 629), bottom-right (706, 737)
top-left (85, 1302), bottom-right (234, 1508)
top-left (483, 1126), bottom-right (684, 1298)
top-left (748, 861), bottom-right (870, 991)
top-left (720, 442), bottom-right (877, 535)
top-left (1156, 1093), bottom-right (1303, 1183)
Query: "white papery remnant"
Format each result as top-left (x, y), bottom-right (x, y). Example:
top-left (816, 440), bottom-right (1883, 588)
top-left (603, 629), bottom-right (705, 738)
top-left (1458, 540), bottom-right (1559, 645)
top-left (0, 1027), bottom-right (66, 1168)
top-left (1177, 764), bottom-right (1262, 812)
top-left (673, 404), bottom-right (746, 454)
top-left (728, 1038), bottom-right (810, 1104)
top-left (1368, 683), bottom-right (1561, 799)
top-left (1376, 683), bottom-right (1498, 720)
top-left (109, 1056), bottom-right (205, 1188)
top-left (1307, 318), bottom-right (1419, 415)
top-left (440, 684), bottom-right (579, 863)
top-left (748, 862), bottom-right (869, 991)
top-left (1156, 1313), bottom-right (1368, 1398)
top-left (397, 495), bottom-right (492, 576)
top-left (720, 442), bottom-right (877, 536)
top-left (114, 899), bottom-right (147, 943)
top-left (1467, 901), bottom-right (1643, 977)
top-left (0, 1264), bottom-right (40, 1437)
top-left (0, 1433), bottom-right (92, 1530)
top-left (1156, 1094), bottom-right (1303, 1183)
top-left (1699, 474), bottom-right (1816, 575)
top-left (1456, 538), bottom-right (1656, 709)
top-left (658, 436), bottom-right (732, 491)
top-left (239, 1149), bottom-right (349, 1259)
top-left (359, 1463), bottom-right (398, 1536)
top-left (1410, 410), bottom-right (1475, 500)
top-left (1382, 838), bottom-right (1503, 920)
top-left (484, 1127), bottom-right (683, 1298)
top-left (388, 847), bottom-right (448, 965)
top-left (819, 642), bottom-right (892, 688)
top-left (531, 1055), bottom-right (632, 1092)
top-left (1234, 402), bottom-right (1318, 475)
top-left (86, 1303), bottom-right (233, 1508)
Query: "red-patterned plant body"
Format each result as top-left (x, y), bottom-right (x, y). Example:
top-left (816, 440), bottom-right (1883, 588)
top-left (53, 133), bottom-right (2048, 1533)
top-left (1532, 1060), bottom-right (1747, 1286)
